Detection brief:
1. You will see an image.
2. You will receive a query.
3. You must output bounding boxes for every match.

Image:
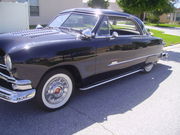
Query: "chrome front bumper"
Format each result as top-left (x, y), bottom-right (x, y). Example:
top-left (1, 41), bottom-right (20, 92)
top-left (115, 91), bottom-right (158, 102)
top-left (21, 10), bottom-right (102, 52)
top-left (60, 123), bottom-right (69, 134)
top-left (0, 86), bottom-right (36, 103)
top-left (0, 64), bottom-right (36, 103)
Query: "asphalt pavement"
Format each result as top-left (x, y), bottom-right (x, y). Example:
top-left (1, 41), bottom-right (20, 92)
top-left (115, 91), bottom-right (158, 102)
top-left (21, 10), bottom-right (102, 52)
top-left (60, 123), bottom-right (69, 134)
top-left (0, 45), bottom-right (180, 135)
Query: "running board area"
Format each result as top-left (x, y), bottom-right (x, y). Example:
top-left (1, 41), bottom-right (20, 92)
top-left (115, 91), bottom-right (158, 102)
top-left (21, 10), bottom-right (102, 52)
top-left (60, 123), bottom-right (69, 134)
top-left (80, 69), bottom-right (143, 91)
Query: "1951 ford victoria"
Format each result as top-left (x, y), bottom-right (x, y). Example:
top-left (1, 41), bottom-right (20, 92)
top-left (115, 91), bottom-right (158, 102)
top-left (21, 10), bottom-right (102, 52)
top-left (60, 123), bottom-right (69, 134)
top-left (0, 8), bottom-right (166, 110)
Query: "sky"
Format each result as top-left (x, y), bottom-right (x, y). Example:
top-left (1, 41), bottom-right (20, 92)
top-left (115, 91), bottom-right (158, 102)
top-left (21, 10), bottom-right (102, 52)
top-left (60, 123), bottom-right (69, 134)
top-left (174, 0), bottom-right (180, 8)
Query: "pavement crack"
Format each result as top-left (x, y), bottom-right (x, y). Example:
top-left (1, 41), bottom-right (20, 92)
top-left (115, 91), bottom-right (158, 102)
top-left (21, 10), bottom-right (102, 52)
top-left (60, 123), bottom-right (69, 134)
top-left (68, 105), bottom-right (114, 135)
top-left (98, 124), bottom-right (115, 135)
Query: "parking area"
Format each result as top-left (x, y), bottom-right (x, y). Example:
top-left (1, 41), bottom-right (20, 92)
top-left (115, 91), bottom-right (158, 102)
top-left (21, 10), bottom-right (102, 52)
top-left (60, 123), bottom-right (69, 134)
top-left (0, 45), bottom-right (180, 135)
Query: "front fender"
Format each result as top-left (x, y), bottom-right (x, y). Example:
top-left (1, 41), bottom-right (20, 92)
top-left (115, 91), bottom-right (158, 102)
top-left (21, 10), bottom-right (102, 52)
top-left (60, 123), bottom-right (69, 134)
top-left (10, 40), bottom-right (96, 88)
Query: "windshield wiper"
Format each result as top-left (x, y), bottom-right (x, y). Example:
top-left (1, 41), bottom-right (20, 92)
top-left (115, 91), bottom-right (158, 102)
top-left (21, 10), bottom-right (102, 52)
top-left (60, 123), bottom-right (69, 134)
top-left (59, 26), bottom-right (81, 34)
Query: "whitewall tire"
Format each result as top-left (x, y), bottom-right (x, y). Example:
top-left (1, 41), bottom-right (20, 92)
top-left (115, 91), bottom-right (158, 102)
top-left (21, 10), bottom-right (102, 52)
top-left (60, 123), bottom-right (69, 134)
top-left (36, 69), bottom-right (74, 110)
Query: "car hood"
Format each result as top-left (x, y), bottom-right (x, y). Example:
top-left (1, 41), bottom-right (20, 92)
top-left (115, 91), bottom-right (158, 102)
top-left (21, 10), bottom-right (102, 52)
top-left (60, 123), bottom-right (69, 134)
top-left (0, 28), bottom-right (77, 54)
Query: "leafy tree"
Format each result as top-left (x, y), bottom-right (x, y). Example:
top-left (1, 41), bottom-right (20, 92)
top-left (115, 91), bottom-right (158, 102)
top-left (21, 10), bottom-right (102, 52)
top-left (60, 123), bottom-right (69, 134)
top-left (88, 0), bottom-right (109, 9)
top-left (116, 0), bottom-right (175, 21)
top-left (151, 1), bottom-right (174, 21)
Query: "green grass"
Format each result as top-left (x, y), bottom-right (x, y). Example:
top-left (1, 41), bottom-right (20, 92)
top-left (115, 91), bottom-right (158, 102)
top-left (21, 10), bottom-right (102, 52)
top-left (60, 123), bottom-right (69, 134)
top-left (146, 23), bottom-right (180, 28)
top-left (150, 29), bottom-right (180, 46)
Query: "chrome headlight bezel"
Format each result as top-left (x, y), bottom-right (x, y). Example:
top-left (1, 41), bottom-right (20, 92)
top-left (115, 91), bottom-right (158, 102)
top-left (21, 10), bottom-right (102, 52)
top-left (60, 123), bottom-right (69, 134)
top-left (4, 54), bottom-right (12, 71)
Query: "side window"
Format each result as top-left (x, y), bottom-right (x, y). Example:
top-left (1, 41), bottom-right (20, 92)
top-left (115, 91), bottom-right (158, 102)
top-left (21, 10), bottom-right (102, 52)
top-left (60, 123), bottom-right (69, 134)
top-left (108, 16), bottom-right (141, 36)
top-left (97, 17), bottom-right (110, 36)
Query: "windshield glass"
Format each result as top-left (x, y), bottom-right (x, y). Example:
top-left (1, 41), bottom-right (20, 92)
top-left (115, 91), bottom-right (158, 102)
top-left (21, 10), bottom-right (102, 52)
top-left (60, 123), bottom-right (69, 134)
top-left (49, 13), bottom-right (70, 28)
top-left (49, 13), bottom-right (99, 31)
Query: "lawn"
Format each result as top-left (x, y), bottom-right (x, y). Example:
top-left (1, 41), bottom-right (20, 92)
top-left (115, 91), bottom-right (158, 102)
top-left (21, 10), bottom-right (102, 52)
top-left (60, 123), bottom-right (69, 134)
top-left (146, 23), bottom-right (180, 28)
top-left (150, 29), bottom-right (180, 46)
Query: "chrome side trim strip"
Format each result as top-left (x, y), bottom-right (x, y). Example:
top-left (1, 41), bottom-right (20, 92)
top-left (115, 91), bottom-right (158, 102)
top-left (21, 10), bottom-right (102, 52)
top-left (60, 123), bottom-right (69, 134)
top-left (80, 69), bottom-right (143, 90)
top-left (108, 53), bottom-right (160, 67)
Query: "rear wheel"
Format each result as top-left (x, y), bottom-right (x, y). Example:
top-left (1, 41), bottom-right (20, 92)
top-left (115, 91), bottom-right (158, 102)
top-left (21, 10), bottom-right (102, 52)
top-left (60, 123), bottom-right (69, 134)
top-left (143, 63), bottom-right (154, 73)
top-left (36, 69), bottom-right (74, 110)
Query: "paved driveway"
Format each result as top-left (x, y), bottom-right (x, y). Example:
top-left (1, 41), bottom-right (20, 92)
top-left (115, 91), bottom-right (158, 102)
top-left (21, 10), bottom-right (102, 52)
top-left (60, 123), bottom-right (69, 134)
top-left (146, 26), bottom-right (180, 36)
top-left (0, 46), bottom-right (180, 135)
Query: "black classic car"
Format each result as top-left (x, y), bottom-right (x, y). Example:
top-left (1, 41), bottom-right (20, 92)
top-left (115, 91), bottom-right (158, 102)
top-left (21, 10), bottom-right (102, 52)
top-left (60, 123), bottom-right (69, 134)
top-left (0, 8), bottom-right (166, 110)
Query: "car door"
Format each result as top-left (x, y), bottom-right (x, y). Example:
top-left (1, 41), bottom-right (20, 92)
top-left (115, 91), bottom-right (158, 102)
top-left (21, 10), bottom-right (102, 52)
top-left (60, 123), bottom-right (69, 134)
top-left (95, 15), bottom-right (151, 75)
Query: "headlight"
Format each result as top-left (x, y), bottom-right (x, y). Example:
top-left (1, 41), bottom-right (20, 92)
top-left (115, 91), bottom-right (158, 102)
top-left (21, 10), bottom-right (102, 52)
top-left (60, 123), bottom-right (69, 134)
top-left (4, 54), bottom-right (12, 71)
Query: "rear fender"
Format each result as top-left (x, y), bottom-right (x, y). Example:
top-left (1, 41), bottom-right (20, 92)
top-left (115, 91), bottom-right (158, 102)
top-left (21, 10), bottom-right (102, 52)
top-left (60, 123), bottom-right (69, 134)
top-left (145, 55), bottom-right (159, 64)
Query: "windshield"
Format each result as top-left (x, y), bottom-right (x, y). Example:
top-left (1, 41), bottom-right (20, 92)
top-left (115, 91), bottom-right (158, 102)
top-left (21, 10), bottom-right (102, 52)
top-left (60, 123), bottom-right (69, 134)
top-left (49, 13), bottom-right (99, 31)
top-left (49, 13), bottom-right (70, 27)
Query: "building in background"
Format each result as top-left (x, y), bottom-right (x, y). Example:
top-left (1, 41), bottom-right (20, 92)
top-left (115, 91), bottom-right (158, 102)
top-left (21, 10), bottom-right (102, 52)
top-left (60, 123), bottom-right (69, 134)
top-left (16, 0), bottom-right (84, 25)
top-left (0, 0), bottom-right (16, 1)
top-left (27, 0), bottom-right (122, 25)
top-left (0, 1), bottom-right (29, 33)
top-left (0, 0), bottom-right (123, 26)
top-left (160, 8), bottom-right (180, 23)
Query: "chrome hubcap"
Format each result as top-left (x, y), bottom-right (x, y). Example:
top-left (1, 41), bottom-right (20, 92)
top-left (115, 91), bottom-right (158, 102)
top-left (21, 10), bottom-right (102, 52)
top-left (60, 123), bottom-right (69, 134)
top-left (44, 77), bottom-right (69, 104)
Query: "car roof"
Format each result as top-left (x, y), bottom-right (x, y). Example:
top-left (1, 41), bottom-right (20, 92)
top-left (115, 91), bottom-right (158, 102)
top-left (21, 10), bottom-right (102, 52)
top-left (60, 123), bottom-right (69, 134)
top-left (60, 8), bottom-right (145, 30)
top-left (61, 8), bottom-right (131, 17)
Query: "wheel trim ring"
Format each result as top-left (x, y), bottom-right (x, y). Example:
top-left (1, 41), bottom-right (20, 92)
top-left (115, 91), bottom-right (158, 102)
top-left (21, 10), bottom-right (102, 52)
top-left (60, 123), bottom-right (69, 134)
top-left (42, 73), bottom-right (73, 109)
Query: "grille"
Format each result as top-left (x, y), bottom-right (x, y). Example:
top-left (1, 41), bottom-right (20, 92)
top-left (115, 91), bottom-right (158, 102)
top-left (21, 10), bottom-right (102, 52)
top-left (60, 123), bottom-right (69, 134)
top-left (0, 49), bottom-right (5, 64)
top-left (0, 56), bottom-right (12, 89)
top-left (0, 78), bottom-right (12, 89)
top-left (0, 56), bottom-right (4, 64)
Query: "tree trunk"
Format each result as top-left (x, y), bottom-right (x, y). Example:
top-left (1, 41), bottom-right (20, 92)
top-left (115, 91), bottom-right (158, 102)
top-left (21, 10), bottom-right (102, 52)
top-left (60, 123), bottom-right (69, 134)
top-left (139, 13), bottom-right (143, 21)
top-left (143, 12), bottom-right (146, 22)
top-left (139, 12), bottom-right (146, 22)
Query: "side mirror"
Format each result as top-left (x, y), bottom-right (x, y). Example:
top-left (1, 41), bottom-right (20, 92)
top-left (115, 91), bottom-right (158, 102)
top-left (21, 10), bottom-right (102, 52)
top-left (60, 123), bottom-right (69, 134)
top-left (147, 28), bottom-right (150, 32)
top-left (36, 24), bottom-right (43, 29)
top-left (112, 31), bottom-right (119, 38)
top-left (81, 29), bottom-right (93, 39)
top-left (146, 28), bottom-right (152, 35)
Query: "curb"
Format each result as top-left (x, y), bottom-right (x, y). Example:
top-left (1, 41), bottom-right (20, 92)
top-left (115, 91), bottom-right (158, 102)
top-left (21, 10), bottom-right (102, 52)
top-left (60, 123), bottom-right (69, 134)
top-left (164, 44), bottom-right (180, 50)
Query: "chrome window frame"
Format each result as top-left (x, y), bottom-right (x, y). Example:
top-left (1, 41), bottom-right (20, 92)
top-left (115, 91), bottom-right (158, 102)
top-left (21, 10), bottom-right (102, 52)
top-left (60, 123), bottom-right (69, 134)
top-left (96, 16), bottom-right (111, 37)
top-left (95, 14), bottom-right (146, 39)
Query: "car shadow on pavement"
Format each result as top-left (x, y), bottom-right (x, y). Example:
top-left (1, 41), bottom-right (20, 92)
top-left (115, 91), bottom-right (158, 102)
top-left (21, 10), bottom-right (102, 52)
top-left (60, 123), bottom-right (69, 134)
top-left (164, 50), bottom-right (180, 63)
top-left (0, 63), bottom-right (172, 135)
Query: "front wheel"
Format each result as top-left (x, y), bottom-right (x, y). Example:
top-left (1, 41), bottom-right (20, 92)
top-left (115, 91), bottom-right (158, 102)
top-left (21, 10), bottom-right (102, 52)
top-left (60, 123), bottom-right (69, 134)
top-left (36, 69), bottom-right (74, 110)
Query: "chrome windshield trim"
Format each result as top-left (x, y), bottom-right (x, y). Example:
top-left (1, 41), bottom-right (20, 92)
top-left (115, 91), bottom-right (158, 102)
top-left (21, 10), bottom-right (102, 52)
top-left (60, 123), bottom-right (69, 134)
top-left (48, 12), bottom-right (100, 33)
top-left (108, 53), bottom-right (161, 67)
